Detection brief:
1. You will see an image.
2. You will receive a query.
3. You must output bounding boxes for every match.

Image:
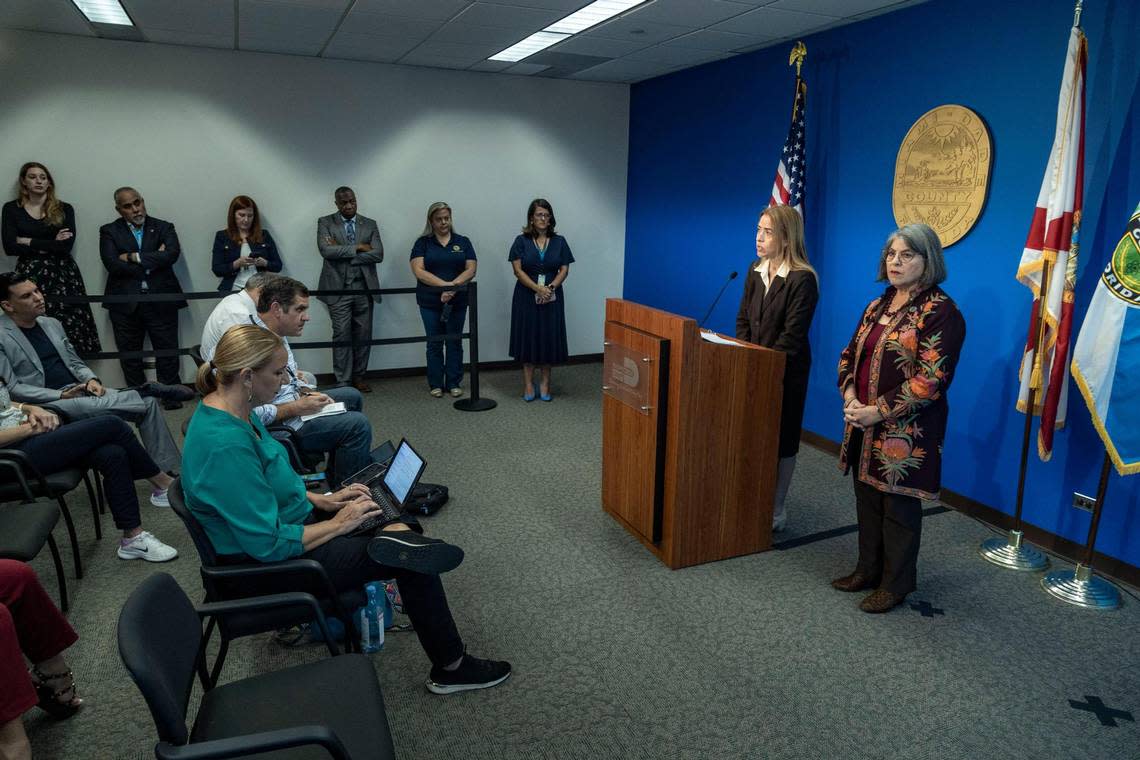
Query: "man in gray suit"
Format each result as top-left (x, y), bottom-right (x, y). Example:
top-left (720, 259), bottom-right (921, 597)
top-left (0, 274), bottom-right (188, 475)
top-left (317, 186), bottom-right (383, 392)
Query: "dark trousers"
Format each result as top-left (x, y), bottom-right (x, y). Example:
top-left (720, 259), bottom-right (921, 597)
top-left (419, 304), bottom-right (467, 391)
top-left (851, 434), bottom-right (923, 595)
top-left (328, 294), bottom-right (373, 383)
top-left (16, 416), bottom-right (159, 531)
top-left (0, 560), bottom-right (78, 723)
top-left (109, 303), bottom-right (182, 386)
top-left (302, 534), bottom-right (464, 667)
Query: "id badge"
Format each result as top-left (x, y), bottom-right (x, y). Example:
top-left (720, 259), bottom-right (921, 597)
top-left (537, 274), bottom-right (546, 287)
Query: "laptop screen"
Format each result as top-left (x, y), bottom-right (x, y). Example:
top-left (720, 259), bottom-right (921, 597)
top-left (383, 440), bottom-right (424, 505)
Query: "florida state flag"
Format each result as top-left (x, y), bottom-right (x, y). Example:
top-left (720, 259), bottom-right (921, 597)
top-left (1015, 25), bottom-right (1087, 461)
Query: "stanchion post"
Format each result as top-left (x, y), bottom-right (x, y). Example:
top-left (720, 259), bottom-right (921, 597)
top-left (453, 281), bottom-right (496, 412)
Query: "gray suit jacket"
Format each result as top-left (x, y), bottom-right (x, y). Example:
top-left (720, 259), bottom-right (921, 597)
top-left (0, 314), bottom-right (97, 403)
top-left (316, 213), bottom-right (383, 305)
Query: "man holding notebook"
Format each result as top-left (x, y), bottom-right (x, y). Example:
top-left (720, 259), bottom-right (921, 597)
top-left (207, 276), bottom-right (375, 484)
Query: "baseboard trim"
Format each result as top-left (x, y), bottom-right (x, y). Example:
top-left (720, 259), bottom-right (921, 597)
top-left (800, 429), bottom-right (1140, 591)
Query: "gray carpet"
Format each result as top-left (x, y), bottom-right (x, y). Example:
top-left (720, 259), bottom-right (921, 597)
top-left (19, 363), bottom-right (1140, 759)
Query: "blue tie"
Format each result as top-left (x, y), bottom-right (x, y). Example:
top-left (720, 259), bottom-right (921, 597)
top-left (345, 219), bottom-right (356, 243)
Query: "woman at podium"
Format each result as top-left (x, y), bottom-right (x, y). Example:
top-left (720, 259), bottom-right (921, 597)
top-left (834, 223), bottom-right (966, 613)
top-left (735, 205), bottom-right (819, 533)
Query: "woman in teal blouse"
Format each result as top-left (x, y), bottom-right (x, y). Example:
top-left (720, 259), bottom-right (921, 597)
top-left (181, 324), bottom-right (511, 694)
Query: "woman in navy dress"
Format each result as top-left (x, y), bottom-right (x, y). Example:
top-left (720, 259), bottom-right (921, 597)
top-left (1, 162), bottom-right (101, 354)
top-left (211, 195), bottom-right (283, 291)
top-left (508, 199), bottom-right (574, 401)
top-left (410, 202), bottom-right (477, 398)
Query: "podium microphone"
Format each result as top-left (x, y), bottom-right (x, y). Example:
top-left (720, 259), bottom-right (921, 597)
top-left (698, 271), bottom-right (738, 328)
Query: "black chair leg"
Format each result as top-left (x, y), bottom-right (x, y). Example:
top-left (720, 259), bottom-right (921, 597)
top-left (46, 534), bottom-right (69, 613)
top-left (209, 638), bottom-right (230, 688)
top-left (96, 474), bottom-right (106, 514)
top-left (197, 616), bottom-right (218, 690)
top-left (81, 473), bottom-right (102, 540)
top-left (55, 497), bottom-right (83, 579)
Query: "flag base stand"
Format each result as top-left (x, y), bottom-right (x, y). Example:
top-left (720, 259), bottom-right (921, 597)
top-left (979, 529), bottom-right (1049, 571)
top-left (453, 397), bottom-right (496, 412)
top-left (1041, 563), bottom-right (1120, 609)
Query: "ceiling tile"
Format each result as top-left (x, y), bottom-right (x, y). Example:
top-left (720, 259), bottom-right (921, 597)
top-left (627, 0), bottom-right (754, 28)
top-left (240, 36), bottom-right (327, 56)
top-left (144, 28), bottom-right (233, 49)
top-left (323, 31), bottom-right (424, 60)
top-left (768, 0), bottom-right (906, 17)
top-left (429, 22), bottom-right (535, 46)
top-left (0, 0), bottom-right (93, 35)
top-left (469, 59), bottom-right (514, 72)
top-left (495, 0), bottom-right (590, 9)
top-left (351, 0), bottom-right (472, 21)
top-left (123, 0), bottom-right (233, 33)
top-left (711, 6), bottom-right (837, 38)
top-left (663, 29), bottom-right (764, 52)
top-left (402, 39), bottom-right (498, 63)
top-left (239, 0), bottom-right (345, 34)
top-left (587, 17), bottom-right (689, 45)
top-left (551, 34), bottom-right (648, 58)
top-left (570, 57), bottom-right (678, 82)
top-left (453, 3), bottom-right (564, 30)
top-left (339, 10), bottom-right (439, 37)
top-left (625, 44), bottom-right (728, 66)
top-left (398, 54), bottom-right (473, 70)
top-left (506, 62), bottom-right (549, 75)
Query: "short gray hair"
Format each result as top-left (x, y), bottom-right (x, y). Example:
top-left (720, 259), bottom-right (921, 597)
top-left (244, 273), bottom-right (279, 292)
top-left (877, 223), bottom-right (947, 289)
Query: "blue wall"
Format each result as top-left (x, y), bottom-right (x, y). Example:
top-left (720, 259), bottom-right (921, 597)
top-left (624, 0), bottom-right (1140, 566)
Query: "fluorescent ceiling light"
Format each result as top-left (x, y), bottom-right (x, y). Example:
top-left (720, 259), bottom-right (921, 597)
top-left (546, 0), bottom-right (647, 35)
top-left (71, 0), bottom-right (133, 26)
top-left (488, 0), bottom-right (648, 63)
top-left (489, 32), bottom-right (571, 63)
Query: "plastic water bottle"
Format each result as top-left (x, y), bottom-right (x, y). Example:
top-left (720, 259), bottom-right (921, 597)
top-left (360, 584), bottom-right (385, 653)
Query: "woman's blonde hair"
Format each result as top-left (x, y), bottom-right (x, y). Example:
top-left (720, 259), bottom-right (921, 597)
top-left (421, 201), bottom-right (454, 238)
top-left (195, 324), bottom-right (283, 395)
top-left (17, 162), bottom-right (65, 227)
top-left (760, 205), bottom-right (817, 282)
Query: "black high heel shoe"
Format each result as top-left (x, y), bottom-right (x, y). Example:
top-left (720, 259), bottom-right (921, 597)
top-left (31, 665), bottom-right (83, 719)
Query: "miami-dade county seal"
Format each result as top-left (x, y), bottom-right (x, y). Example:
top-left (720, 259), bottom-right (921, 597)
top-left (893, 105), bottom-right (992, 247)
top-left (1103, 207), bottom-right (1140, 306)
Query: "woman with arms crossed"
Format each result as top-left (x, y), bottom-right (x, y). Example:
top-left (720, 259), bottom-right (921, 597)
top-left (508, 199), bottom-right (574, 401)
top-left (833, 223), bottom-right (966, 613)
top-left (735, 204), bottom-right (819, 533)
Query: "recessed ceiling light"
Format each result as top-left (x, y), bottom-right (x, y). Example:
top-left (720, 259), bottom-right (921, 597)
top-left (487, 0), bottom-right (649, 63)
top-left (71, 0), bottom-right (133, 26)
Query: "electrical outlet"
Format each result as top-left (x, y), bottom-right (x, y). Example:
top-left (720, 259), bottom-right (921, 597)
top-left (1072, 492), bottom-right (1096, 512)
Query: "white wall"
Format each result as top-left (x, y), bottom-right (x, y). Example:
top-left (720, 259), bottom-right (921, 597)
top-left (0, 30), bottom-right (629, 384)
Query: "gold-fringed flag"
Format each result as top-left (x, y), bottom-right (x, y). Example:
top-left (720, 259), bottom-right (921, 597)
top-left (1016, 25), bottom-right (1087, 461)
top-left (1071, 202), bottom-right (1140, 476)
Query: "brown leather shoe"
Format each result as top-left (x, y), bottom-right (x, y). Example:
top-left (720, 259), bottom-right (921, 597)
top-left (352, 378), bottom-right (372, 393)
top-left (831, 572), bottom-right (877, 592)
top-left (859, 589), bottom-right (906, 613)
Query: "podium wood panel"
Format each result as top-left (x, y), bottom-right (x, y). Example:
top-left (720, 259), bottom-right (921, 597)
top-left (602, 299), bottom-right (785, 569)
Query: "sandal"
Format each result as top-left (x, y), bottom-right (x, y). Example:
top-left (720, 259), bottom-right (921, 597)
top-left (30, 665), bottom-right (83, 719)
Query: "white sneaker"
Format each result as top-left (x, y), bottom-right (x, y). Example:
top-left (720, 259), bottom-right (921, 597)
top-left (117, 531), bottom-right (178, 562)
top-left (150, 488), bottom-right (170, 508)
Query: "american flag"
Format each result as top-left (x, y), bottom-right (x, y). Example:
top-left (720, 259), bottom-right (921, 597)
top-left (769, 77), bottom-right (807, 213)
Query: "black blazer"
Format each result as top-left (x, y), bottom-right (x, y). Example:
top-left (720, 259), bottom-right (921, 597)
top-left (735, 265), bottom-right (819, 457)
top-left (211, 229), bottom-right (284, 291)
top-left (98, 216), bottom-right (187, 313)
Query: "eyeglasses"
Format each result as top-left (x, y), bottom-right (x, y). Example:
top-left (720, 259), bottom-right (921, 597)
top-left (533, 212), bottom-right (551, 219)
top-left (883, 249), bottom-right (923, 263)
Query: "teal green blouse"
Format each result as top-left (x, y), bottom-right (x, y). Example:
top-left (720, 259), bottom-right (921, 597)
top-left (181, 402), bottom-right (311, 561)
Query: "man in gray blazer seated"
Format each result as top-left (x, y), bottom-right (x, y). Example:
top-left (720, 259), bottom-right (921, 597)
top-left (0, 273), bottom-right (189, 476)
top-left (317, 186), bottom-right (383, 392)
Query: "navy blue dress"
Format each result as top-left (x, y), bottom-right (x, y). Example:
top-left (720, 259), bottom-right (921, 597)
top-left (508, 234), bottom-right (574, 364)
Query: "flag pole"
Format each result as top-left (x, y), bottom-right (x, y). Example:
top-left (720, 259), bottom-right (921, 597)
top-left (1073, 0), bottom-right (1083, 29)
top-left (1041, 451), bottom-right (1121, 609)
top-left (979, 257), bottom-right (1051, 570)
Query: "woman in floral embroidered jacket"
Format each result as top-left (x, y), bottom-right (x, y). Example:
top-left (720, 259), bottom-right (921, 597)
top-left (831, 223), bottom-right (966, 614)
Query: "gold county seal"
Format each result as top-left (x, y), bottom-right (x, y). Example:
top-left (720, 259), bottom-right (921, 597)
top-left (893, 105), bottom-right (992, 247)
top-left (1104, 207), bottom-right (1140, 306)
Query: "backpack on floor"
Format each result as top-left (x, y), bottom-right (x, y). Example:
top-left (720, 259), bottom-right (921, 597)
top-left (407, 483), bottom-right (449, 516)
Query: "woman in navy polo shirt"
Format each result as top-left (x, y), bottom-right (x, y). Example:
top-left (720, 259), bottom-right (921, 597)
top-left (211, 195), bottom-right (283, 291)
top-left (410, 202), bottom-right (477, 397)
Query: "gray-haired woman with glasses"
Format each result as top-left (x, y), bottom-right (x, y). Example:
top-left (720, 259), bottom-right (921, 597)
top-left (832, 223), bottom-right (966, 614)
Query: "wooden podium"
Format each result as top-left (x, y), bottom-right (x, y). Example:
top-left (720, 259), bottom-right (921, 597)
top-left (601, 299), bottom-right (785, 569)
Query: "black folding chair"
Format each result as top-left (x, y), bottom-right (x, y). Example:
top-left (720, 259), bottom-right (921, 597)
top-left (0, 500), bottom-right (68, 611)
top-left (118, 572), bottom-right (395, 760)
top-left (168, 478), bottom-right (363, 684)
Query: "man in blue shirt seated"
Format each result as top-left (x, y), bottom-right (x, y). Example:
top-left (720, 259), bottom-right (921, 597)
top-left (204, 276), bottom-right (374, 486)
top-left (0, 273), bottom-right (191, 501)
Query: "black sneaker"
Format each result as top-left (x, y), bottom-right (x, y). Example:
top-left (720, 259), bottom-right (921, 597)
top-left (427, 655), bottom-right (511, 695)
top-left (131, 382), bottom-right (196, 403)
top-left (366, 531), bottom-right (464, 574)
